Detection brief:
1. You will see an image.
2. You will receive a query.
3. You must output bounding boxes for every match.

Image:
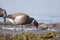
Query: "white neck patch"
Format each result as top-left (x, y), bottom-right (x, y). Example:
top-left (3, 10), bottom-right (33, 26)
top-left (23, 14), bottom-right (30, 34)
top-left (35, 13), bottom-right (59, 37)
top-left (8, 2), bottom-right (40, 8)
top-left (31, 20), bottom-right (34, 24)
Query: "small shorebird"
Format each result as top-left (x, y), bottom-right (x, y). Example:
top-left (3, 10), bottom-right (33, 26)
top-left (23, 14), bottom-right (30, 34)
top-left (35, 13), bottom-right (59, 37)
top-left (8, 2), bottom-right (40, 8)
top-left (6, 13), bottom-right (38, 31)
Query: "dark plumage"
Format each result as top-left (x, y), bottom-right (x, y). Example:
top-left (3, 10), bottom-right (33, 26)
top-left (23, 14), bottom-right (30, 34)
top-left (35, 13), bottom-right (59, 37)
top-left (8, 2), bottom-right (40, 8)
top-left (25, 17), bottom-right (38, 29)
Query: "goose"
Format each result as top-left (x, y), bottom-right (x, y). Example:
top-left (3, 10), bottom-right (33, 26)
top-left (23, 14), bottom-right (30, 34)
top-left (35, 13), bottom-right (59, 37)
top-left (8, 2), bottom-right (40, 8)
top-left (6, 13), bottom-right (38, 31)
top-left (0, 7), bottom-right (7, 22)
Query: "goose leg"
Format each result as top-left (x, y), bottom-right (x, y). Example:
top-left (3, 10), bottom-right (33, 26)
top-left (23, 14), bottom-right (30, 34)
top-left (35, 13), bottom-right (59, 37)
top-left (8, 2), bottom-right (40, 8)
top-left (14, 24), bottom-right (17, 32)
top-left (3, 18), bottom-right (6, 27)
top-left (21, 25), bottom-right (23, 31)
top-left (4, 18), bottom-right (6, 22)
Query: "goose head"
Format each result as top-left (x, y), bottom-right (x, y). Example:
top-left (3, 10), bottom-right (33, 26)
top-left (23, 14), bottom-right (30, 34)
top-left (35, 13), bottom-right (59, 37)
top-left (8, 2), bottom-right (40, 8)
top-left (26, 17), bottom-right (38, 29)
top-left (31, 18), bottom-right (38, 29)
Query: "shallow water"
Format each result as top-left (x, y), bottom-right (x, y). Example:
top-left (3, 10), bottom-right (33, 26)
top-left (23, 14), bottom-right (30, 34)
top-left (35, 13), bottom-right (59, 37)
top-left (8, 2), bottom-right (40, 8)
top-left (47, 27), bottom-right (60, 32)
top-left (1, 26), bottom-right (60, 32)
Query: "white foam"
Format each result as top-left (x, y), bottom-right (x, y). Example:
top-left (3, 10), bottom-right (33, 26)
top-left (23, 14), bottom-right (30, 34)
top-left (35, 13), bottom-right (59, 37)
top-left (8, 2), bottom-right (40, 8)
top-left (1, 27), bottom-right (37, 31)
top-left (1, 27), bottom-right (60, 32)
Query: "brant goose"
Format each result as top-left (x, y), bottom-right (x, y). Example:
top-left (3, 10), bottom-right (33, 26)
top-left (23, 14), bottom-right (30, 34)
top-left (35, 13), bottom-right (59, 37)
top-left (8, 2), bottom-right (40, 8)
top-left (0, 7), bottom-right (7, 22)
top-left (7, 13), bottom-right (38, 31)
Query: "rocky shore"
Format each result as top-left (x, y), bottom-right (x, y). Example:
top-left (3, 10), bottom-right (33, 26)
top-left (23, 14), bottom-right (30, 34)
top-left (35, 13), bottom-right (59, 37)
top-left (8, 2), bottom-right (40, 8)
top-left (0, 22), bottom-right (60, 40)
